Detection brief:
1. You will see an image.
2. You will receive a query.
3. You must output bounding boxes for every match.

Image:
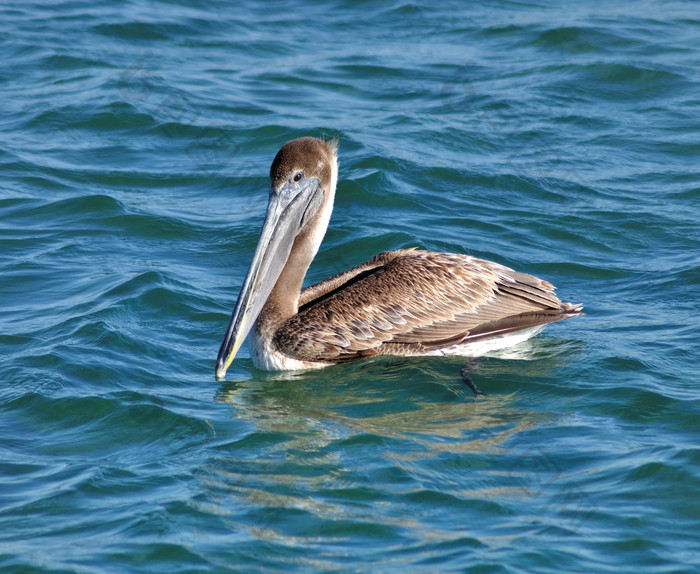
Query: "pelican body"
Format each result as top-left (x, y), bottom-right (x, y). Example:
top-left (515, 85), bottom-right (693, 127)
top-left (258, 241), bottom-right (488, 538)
top-left (215, 137), bottom-right (582, 379)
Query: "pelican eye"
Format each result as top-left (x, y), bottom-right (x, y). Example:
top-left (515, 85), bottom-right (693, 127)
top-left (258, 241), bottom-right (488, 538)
top-left (293, 171), bottom-right (303, 183)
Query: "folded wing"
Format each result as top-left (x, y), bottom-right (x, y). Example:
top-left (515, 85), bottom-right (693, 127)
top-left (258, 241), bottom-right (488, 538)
top-left (274, 249), bottom-right (582, 362)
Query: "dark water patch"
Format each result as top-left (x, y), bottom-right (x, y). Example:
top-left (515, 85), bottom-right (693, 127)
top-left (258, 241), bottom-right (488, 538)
top-left (402, 489), bottom-right (511, 518)
top-left (92, 21), bottom-right (175, 42)
top-left (317, 484), bottom-right (387, 508)
top-left (209, 431), bottom-right (291, 455)
top-left (531, 26), bottom-right (627, 53)
top-left (550, 113), bottom-right (616, 131)
top-left (2, 391), bottom-right (213, 459)
top-left (480, 23), bottom-right (537, 39)
top-left (10, 173), bottom-right (73, 192)
top-left (99, 542), bottom-right (212, 573)
top-left (99, 209), bottom-right (202, 240)
top-left (336, 63), bottom-right (421, 82)
top-left (303, 516), bottom-right (402, 541)
top-left (560, 62), bottom-right (692, 101)
top-left (0, 196), bottom-right (46, 217)
top-left (100, 270), bottom-right (177, 301)
top-left (2, 194), bottom-right (125, 229)
top-left (44, 52), bottom-right (115, 71)
top-left (23, 101), bottom-right (158, 133)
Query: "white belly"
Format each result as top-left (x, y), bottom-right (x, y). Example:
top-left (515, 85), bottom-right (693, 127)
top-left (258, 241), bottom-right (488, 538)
top-left (419, 325), bottom-right (547, 358)
top-left (249, 323), bottom-right (546, 372)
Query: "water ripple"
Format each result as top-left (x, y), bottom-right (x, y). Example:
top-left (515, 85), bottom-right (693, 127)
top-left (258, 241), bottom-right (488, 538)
top-left (2, 1), bottom-right (700, 572)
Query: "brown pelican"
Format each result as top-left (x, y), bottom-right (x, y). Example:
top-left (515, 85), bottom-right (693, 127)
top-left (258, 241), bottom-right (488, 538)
top-left (216, 137), bottom-right (582, 380)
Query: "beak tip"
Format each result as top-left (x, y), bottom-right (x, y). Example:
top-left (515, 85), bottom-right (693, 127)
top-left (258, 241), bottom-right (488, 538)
top-left (215, 360), bottom-right (228, 381)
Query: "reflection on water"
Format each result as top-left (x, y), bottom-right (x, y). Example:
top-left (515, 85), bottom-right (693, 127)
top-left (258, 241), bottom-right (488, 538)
top-left (216, 359), bottom-right (533, 445)
top-left (213, 335), bottom-right (581, 450)
top-left (197, 346), bottom-right (587, 558)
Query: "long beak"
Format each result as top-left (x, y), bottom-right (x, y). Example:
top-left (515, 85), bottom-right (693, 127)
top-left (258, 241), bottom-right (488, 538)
top-left (215, 179), bottom-right (321, 379)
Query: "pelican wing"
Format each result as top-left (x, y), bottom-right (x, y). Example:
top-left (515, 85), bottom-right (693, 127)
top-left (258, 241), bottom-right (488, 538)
top-left (274, 250), bottom-right (581, 362)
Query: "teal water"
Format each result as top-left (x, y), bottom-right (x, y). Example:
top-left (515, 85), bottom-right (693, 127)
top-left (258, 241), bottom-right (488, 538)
top-left (2, 1), bottom-right (699, 572)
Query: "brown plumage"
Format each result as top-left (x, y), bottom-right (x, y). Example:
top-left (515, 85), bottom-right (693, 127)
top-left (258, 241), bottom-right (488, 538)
top-left (216, 137), bottom-right (582, 378)
top-left (274, 249), bottom-right (581, 363)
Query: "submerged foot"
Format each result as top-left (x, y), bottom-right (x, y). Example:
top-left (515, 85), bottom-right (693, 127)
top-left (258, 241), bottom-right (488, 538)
top-left (460, 363), bottom-right (485, 397)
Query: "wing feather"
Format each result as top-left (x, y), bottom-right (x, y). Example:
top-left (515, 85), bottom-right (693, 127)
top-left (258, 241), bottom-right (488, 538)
top-left (274, 250), bottom-right (580, 362)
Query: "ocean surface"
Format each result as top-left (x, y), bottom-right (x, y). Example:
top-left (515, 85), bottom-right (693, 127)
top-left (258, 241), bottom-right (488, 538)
top-left (2, 1), bottom-right (699, 572)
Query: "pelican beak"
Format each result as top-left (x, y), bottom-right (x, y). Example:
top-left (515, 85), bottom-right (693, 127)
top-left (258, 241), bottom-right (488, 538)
top-left (215, 176), bottom-right (323, 379)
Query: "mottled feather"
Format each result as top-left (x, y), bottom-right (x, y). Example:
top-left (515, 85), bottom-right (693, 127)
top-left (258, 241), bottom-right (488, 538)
top-left (273, 249), bottom-right (582, 362)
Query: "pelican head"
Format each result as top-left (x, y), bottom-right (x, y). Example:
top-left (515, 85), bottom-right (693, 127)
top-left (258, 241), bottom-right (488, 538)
top-left (215, 137), bottom-right (338, 379)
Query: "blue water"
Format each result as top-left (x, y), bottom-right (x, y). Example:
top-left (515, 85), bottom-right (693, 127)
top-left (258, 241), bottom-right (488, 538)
top-left (2, 1), bottom-right (699, 572)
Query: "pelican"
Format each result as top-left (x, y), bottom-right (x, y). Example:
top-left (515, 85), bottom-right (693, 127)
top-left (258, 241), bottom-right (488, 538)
top-left (216, 137), bottom-right (582, 380)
